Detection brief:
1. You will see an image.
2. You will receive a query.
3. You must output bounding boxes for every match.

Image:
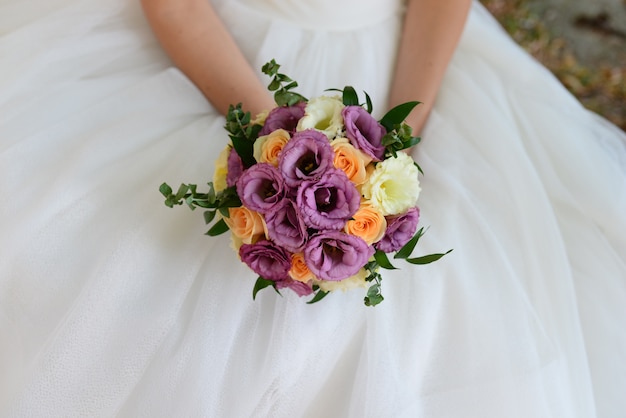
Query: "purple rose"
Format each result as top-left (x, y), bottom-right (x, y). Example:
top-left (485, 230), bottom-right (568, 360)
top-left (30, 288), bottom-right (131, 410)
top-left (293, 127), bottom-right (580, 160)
top-left (342, 106), bottom-right (387, 161)
top-left (259, 103), bottom-right (306, 136)
top-left (375, 207), bottom-right (420, 253)
top-left (226, 147), bottom-right (244, 188)
top-left (265, 199), bottom-right (308, 253)
top-left (278, 129), bottom-right (335, 189)
top-left (236, 163), bottom-right (286, 214)
top-left (304, 231), bottom-right (374, 281)
top-left (239, 240), bottom-right (292, 281)
top-left (276, 278), bottom-right (314, 297)
top-left (297, 169), bottom-right (360, 230)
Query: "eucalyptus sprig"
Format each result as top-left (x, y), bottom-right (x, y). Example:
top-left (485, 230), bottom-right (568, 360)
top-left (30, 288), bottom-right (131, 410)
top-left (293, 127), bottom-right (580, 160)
top-left (225, 104), bottom-right (261, 168)
top-left (262, 59), bottom-right (308, 106)
top-left (159, 182), bottom-right (240, 236)
top-left (362, 227), bottom-right (453, 307)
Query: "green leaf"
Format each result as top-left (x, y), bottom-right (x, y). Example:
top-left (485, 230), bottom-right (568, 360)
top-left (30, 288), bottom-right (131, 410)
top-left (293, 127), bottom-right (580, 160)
top-left (175, 183), bottom-right (190, 200)
top-left (364, 91), bottom-right (373, 114)
top-left (379, 101), bottom-right (421, 132)
top-left (400, 136), bottom-right (422, 150)
top-left (203, 210), bottom-right (216, 225)
top-left (342, 86), bottom-right (359, 106)
top-left (406, 249), bottom-right (453, 265)
top-left (218, 206), bottom-right (230, 218)
top-left (230, 134), bottom-right (256, 168)
top-left (159, 182), bottom-right (173, 197)
top-left (252, 277), bottom-right (276, 300)
top-left (307, 290), bottom-right (329, 304)
top-left (373, 250), bottom-right (397, 270)
top-left (364, 284), bottom-right (384, 307)
top-left (394, 227), bottom-right (426, 260)
top-left (206, 218), bottom-right (230, 236)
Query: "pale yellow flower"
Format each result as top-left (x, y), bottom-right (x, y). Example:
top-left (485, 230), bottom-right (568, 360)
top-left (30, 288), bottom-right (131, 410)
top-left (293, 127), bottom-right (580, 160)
top-left (213, 145), bottom-right (231, 192)
top-left (361, 152), bottom-right (421, 216)
top-left (296, 95), bottom-right (344, 139)
top-left (315, 268), bottom-right (369, 292)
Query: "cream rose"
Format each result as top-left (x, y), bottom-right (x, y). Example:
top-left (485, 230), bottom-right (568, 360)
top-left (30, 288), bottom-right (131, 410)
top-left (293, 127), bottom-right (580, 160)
top-left (296, 95), bottom-right (344, 139)
top-left (331, 137), bottom-right (372, 185)
top-left (361, 152), bottom-right (421, 216)
top-left (213, 145), bottom-right (231, 192)
top-left (223, 207), bottom-right (267, 245)
top-left (316, 268), bottom-right (369, 292)
top-left (253, 129), bottom-right (290, 166)
top-left (345, 201), bottom-right (387, 245)
top-left (289, 253), bottom-right (315, 283)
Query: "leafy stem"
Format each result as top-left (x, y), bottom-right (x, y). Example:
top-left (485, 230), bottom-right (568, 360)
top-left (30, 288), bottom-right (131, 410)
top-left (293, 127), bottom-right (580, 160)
top-left (262, 59), bottom-right (308, 106)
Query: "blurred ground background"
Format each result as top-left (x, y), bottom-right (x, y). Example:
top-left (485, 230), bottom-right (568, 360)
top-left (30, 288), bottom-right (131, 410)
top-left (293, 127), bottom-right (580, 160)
top-left (480, 0), bottom-right (626, 131)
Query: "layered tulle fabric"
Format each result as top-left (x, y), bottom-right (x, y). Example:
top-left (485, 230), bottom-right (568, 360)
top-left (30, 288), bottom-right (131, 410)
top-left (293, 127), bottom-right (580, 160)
top-left (1, 0), bottom-right (625, 417)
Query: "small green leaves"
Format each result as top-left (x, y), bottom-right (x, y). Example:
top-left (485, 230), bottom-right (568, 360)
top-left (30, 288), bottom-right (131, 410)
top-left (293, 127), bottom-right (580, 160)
top-left (205, 218), bottom-right (229, 236)
top-left (262, 59), bottom-right (307, 106)
top-left (364, 282), bottom-right (384, 307)
top-left (374, 250), bottom-right (397, 270)
top-left (379, 101), bottom-right (420, 132)
top-left (225, 104), bottom-right (259, 168)
top-left (160, 182), bottom-right (239, 236)
top-left (394, 227), bottom-right (427, 260)
top-left (342, 86), bottom-right (359, 106)
top-left (307, 289), bottom-right (329, 304)
top-left (406, 249), bottom-right (453, 265)
top-left (253, 277), bottom-right (277, 300)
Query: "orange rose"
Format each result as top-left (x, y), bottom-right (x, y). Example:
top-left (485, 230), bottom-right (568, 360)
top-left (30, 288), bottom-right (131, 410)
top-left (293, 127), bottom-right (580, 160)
top-left (289, 253), bottom-right (315, 283)
top-left (331, 137), bottom-right (372, 185)
top-left (223, 207), bottom-right (266, 245)
top-left (344, 201), bottom-right (387, 245)
top-left (253, 129), bottom-right (290, 166)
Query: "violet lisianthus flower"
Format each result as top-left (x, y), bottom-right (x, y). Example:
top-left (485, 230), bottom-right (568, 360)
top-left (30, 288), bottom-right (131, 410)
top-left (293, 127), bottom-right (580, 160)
top-left (259, 102), bottom-right (306, 136)
top-left (375, 206), bottom-right (420, 253)
top-left (265, 199), bottom-right (308, 253)
top-left (278, 129), bottom-right (335, 189)
top-left (236, 163), bottom-right (285, 214)
top-left (342, 106), bottom-right (387, 161)
top-left (276, 278), bottom-right (314, 297)
top-left (239, 240), bottom-right (292, 281)
top-left (297, 168), bottom-right (361, 230)
top-left (304, 231), bottom-right (374, 281)
top-left (226, 147), bottom-right (245, 187)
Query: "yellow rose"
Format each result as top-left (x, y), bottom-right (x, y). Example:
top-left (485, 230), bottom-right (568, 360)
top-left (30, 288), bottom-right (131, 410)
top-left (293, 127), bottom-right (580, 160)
top-left (223, 207), bottom-right (266, 245)
top-left (213, 145), bottom-right (231, 192)
top-left (253, 129), bottom-right (290, 166)
top-left (296, 95), bottom-right (344, 139)
top-left (331, 137), bottom-right (372, 185)
top-left (345, 201), bottom-right (387, 245)
top-left (361, 152), bottom-right (421, 216)
top-left (289, 253), bottom-right (315, 283)
top-left (316, 268), bottom-right (369, 292)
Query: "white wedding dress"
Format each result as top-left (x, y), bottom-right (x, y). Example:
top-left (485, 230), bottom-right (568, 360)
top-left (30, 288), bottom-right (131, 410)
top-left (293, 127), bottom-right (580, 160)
top-left (1, 0), bottom-right (625, 416)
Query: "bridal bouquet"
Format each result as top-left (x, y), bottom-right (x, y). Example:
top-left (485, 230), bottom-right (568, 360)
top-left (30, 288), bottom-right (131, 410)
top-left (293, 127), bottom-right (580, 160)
top-left (160, 60), bottom-right (450, 306)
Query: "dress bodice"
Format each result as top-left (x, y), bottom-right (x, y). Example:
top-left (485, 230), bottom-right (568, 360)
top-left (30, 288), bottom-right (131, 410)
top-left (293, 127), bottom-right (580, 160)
top-left (214, 0), bottom-right (404, 30)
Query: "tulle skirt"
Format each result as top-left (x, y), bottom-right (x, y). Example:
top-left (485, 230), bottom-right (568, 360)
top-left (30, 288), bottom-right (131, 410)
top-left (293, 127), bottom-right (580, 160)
top-left (1, 0), bottom-right (625, 416)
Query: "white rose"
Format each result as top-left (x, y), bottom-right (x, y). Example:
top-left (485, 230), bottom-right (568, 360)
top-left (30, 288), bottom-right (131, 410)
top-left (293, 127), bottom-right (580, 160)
top-left (361, 152), bottom-right (421, 216)
top-left (316, 268), bottom-right (369, 292)
top-left (296, 95), bottom-right (344, 139)
top-left (213, 145), bottom-right (231, 192)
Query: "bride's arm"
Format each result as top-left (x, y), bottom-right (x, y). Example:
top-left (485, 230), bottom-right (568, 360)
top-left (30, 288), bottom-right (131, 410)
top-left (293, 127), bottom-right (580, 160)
top-left (389, 0), bottom-right (472, 134)
top-left (141, 0), bottom-right (275, 116)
